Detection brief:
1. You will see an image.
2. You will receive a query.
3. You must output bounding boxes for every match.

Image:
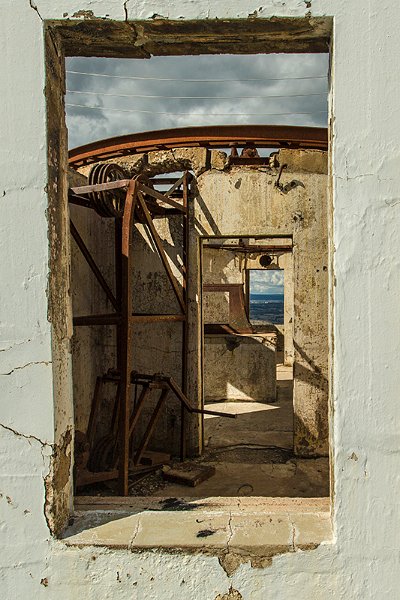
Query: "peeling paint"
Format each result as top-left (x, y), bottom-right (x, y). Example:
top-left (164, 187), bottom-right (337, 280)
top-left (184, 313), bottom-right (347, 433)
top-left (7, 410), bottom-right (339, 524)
top-left (44, 428), bottom-right (72, 536)
top-left (2, 2), bottom-right (400, 599)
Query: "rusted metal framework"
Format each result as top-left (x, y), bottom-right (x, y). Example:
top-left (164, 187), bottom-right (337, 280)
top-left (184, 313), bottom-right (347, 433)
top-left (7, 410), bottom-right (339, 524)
top-left (69, 169), bottom-right (235, 495)
top-left (70, 171), bottom-right (193, 495)
top-left (69, 124), bottom-right (328, 168)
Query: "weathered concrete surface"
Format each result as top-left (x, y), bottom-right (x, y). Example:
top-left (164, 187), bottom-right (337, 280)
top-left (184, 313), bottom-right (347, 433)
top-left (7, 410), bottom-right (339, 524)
top-left (78, 147), bottom-right (228, 179)
top-left (3, 2), bottom-right (400, 600)
top-left (202, 246), bottom-right (244, 325)
top-left (195, 156), bottom-right (329, 456)
top-left (63, 498), bottom-right (331, 555)
top-left (204, 361), bottom-right (293, 450)
top-left (204, 334), bottom-right (277, 403)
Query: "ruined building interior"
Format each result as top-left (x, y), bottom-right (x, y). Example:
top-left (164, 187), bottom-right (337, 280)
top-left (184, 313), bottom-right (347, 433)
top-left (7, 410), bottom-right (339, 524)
top-left (68, 124), bottom-right (329, 501)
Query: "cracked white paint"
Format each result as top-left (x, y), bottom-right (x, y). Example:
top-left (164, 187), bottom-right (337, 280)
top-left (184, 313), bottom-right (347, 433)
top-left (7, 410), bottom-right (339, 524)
top-left (1, 0), bottom-right (400, 598)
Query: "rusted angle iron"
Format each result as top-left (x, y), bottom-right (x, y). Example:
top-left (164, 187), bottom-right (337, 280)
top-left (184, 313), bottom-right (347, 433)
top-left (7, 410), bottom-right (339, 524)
top-left (69, 180), bottom-right (186, 213)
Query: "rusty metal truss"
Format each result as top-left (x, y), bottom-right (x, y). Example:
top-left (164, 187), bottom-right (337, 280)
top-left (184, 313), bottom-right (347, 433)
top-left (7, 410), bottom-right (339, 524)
top-left (69, 169), bottom-right (236, 495)
top-left (70, 171), bottom-right (192, 495)
top-left (68, 124), bottom-right (328, 168)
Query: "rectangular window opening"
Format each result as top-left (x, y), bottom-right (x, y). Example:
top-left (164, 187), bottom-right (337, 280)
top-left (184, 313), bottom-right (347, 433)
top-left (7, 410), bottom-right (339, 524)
top-left (45, 18), bottom-right (333, 545)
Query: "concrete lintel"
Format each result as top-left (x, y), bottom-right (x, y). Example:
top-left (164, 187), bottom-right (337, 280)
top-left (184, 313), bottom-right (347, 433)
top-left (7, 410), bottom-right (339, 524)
top-left (48, 17), bottom-right (332, 58)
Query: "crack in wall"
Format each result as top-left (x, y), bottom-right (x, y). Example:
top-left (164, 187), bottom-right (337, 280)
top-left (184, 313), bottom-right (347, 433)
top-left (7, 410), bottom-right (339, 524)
top-left (227, 510), bottom-right (234, 549)
top-left (0, 422), bottom-right (52, 449)
top-left (129, 515), bottom-right (141, 545)
top-left (289, 517), bottom-right (296, 551)
top-left (1, 360), bottom-right (50, 376)
top-left (0, 339), bottom-right (32, 353)
top-left (29, 0), bottom-right (43, 21)
top-left (123, 0), bottom-right (129, 22)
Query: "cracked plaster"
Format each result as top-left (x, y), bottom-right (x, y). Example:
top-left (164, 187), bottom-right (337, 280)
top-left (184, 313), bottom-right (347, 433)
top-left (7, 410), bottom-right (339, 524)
top-left (2, 1), bottom-right (400, 598)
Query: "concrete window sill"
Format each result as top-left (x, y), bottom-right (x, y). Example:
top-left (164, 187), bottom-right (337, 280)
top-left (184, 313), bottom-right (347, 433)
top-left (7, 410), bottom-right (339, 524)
top-left (63, 497), bottom-right (331, 556)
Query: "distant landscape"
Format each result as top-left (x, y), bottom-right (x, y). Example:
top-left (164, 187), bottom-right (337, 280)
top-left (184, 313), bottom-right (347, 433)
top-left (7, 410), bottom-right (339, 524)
top-left (249, 293), bottom-right (284, 324)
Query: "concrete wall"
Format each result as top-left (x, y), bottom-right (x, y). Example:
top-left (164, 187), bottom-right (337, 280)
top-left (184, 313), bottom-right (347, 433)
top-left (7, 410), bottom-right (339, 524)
top-left (2, 2), bottom-right (400, 599)
top-left (194, 158), bottom-right (328, 456)
top-left (204, 333), bottom-right (277, 403)
top-left (280, 252), bottom-right (295, 366)
top-left (202, 246), bottom-right (278, 403)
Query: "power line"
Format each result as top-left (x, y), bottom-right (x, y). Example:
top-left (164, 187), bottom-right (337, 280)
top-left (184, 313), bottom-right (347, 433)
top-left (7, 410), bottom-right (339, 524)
top-left (66, 70), bottom-right (327, 83)
top-left (66, 89), bottom-right (327, 101)
top-left (66, 102), bottom-right (327, 117)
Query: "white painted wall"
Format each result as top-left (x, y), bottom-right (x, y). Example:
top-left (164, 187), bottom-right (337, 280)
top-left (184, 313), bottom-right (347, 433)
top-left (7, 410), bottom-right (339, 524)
top-left (1, 1), bottom-right (400, 598)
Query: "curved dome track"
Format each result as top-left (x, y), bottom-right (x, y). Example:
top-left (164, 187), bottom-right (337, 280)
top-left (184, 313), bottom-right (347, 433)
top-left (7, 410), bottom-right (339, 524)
top-left (68, 124), bottom-right (328, 168)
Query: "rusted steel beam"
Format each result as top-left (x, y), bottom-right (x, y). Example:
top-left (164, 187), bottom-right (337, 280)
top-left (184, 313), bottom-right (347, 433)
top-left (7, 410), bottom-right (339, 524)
top-left (119, 178), bottom-right (138, 496)
top-left (70, 179), bottom-right (131, 195)
top-left (137, 191), bottom-right (186, 313)
top-left (192, 407), bottom-right (236, 419)
top-left (70, 220), bottom-right (118, 310)
top-left (68, 125), bottom-right (328, 168)
top-left (203, 244), bottom-right (293, 253)
top-left (129, 384), bottom-right (151, 437)
top-left (133, 388), bottom-right (169, 466)
top-left (181, 172), bottom-right (190, 461)
top-left (69, 193), bottom-right (92, 208)
top-left (130, 314), bottom-right (185, 322)
top-left (151, 177), bottom-right (183, 185)
top-left (73, 313), bottom-right (121, 326)
top-left (139, 183), bottom-right (186, 212)
top-left (165, 174), bottom-right (185, 198)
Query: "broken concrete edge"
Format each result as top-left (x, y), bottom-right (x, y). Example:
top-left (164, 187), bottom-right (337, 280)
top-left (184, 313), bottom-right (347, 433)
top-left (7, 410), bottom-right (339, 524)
top-left (0, 420), bottom-right (72, 538)
top-left (73, 148), bottom-right (327, 182)
top-left (44, 427), bottom-right (73, 536)
top-left (61, 497), bottom-right (332, 576)
top-left (73, 495), bottom-right (330, 511)
top-left (60, 526), bottom-right (333, 577)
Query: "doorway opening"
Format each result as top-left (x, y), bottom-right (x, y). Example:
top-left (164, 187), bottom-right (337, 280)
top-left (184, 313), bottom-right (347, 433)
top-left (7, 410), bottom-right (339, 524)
top-left (200, 237), bottom-right (301, 497)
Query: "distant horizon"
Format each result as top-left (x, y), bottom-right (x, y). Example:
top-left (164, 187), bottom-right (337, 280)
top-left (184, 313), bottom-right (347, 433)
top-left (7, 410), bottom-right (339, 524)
top-left (250, 292), bottom-right (284, 296)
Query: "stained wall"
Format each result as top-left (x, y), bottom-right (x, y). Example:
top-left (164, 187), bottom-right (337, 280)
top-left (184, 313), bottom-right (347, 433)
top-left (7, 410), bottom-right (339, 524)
top-left (2, 3), bottom-right (400, 599)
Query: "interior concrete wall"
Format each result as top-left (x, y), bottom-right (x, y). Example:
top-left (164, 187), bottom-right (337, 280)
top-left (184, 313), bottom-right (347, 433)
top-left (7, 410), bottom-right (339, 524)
top-left (280, 252), bottom-right (295, 366)
top-left (2, 2), bottom-right (400, 599)
top-left (204, 333), bottom-right (277, 403)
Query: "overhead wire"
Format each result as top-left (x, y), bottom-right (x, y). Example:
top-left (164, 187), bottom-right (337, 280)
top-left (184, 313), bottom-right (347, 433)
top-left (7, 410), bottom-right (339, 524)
top-left (66, 103), bottom-right (327, 117)
top-left (66, 89), bottom-right (327, 100)
top-left (66, 70), bottom-right (327, 83)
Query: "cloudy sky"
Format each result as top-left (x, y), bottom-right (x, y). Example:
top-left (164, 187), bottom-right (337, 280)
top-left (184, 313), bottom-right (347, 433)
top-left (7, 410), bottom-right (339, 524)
top-left (249, 270), bottom-right (284, 295)
top-left (65, 53), bottom-right (329, 149)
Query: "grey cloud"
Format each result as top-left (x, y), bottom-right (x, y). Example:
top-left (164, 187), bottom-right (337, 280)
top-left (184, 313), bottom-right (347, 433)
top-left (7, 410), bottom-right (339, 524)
top-left (66, 53), bottom-right (329, 148)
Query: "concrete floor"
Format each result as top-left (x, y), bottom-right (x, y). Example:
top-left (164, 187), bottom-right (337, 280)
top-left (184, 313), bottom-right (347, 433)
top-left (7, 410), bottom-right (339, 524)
top-left (77, 360), bottom-right (329, 498)
top-left (149, 361), bottom-right (329, 498)
top-left (204, 361), bottom-right (294, 451)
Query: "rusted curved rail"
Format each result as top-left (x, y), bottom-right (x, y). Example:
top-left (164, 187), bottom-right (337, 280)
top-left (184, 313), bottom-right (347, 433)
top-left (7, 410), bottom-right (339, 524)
top-left (69, 124), bottom-right (328, 168)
